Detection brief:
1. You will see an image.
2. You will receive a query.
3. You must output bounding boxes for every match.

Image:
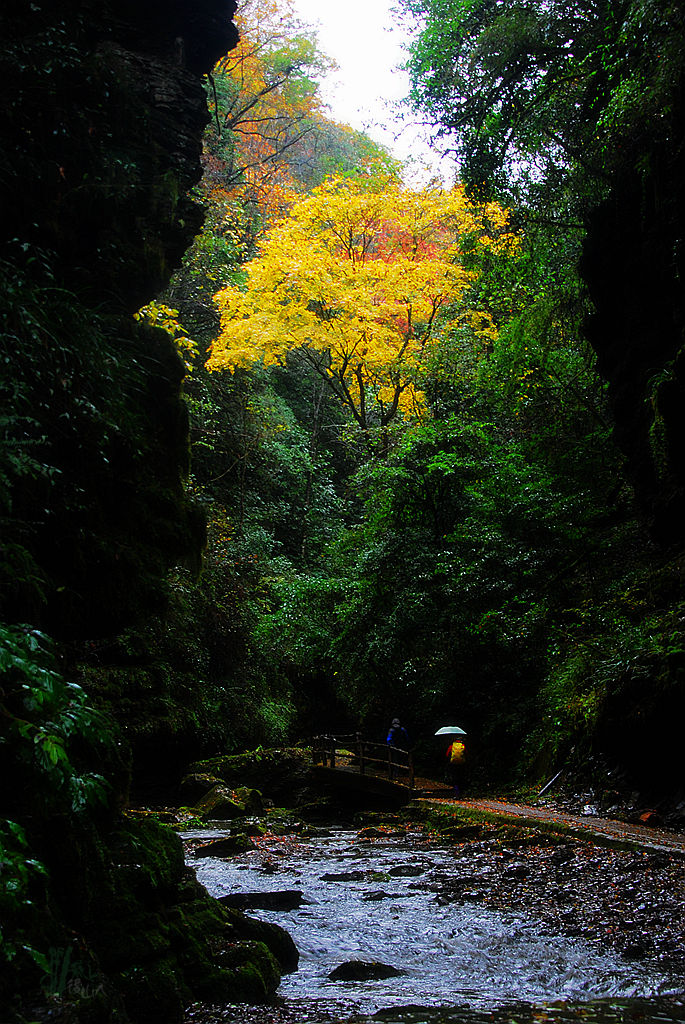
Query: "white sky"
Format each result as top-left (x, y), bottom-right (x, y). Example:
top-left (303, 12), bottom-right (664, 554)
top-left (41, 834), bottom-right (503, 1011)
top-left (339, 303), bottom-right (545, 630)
top-left (287, 0), bottom-right (456, 184)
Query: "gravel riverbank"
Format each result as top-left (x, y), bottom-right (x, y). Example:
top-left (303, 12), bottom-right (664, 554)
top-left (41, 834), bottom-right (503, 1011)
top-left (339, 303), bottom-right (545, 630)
top-left (400, 813), bottom-right (685, 987)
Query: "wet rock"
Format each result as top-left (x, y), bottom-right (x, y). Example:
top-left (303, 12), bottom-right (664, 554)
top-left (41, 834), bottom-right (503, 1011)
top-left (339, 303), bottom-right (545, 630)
top-left (388, 864), bottom-right (424, 877)
top-left (623, 939), bottom-right (649, 959)
top-left (502, 861), bottom-right (529, 879)
top-left (321, 869), bottom-right (367, 881)
top-left (460, 875), bottom-right (490, 889)
top-left (665, 801), bottom-right (685, 827)
top-left (218, 890), bottom-right (305, 911)
top-left (265, 811), bottom-right (308, 834)
top-left (363, 890), bottom-right (411, 901)
top-left (243, 821), bottom-right (266, 837)
top-left (328, 959), bottom-right (406, 981)
top-left (231, 912), bottom-right (300, 974)
top-left (193, 834), bottom-right (253, 858)
top-left (194, 784), bottom-right (248, 820)
top-left (357, 826), bottom-right (389, 839)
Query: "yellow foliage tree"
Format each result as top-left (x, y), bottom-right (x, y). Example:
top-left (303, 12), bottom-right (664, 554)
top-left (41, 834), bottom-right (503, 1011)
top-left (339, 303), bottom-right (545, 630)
top-left (209, 176), bottom-right (517, 430)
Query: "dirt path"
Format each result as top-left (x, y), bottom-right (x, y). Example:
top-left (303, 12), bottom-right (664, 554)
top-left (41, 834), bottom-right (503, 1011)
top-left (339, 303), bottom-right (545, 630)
top-left (412, 780), bottom-right (685, 854)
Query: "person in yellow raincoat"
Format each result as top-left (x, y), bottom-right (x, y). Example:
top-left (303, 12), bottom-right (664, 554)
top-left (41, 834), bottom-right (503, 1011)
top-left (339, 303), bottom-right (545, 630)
top-left (445, 738), bottom-right (466, 795)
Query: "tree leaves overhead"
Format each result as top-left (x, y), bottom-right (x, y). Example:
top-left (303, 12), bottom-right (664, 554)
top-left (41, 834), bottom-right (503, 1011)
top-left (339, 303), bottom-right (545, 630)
top-left (401, 0), bottom-right (685, 200)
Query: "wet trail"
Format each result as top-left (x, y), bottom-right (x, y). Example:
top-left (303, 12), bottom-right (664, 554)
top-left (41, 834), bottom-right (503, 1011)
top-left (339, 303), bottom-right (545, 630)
top-left (416, 792), bottom-right (685, 854)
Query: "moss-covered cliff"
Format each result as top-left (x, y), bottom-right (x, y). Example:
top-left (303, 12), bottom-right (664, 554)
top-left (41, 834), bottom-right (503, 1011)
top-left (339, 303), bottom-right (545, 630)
top-left (0, 0), bottom-right (241, 635)
top-left (0, 2), bottom-right (298, 1020)
top-left (581, 81), bottom-right (685, 547)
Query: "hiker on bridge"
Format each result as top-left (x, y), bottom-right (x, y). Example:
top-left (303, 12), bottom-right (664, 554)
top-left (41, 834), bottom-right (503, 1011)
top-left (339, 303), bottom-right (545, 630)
top-left (386, 718), bottom-right (410, 780)
top-left (386, 717), bottom-right (410, 750)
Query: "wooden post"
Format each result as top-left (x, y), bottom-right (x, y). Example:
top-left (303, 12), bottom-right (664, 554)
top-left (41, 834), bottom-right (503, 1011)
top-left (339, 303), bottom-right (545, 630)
top-left (408, 751), bottom-right (415, 790)
top-left (357, 733), bottom-right (365, 775)
top-left (330, 737), bottom-right (336, 770)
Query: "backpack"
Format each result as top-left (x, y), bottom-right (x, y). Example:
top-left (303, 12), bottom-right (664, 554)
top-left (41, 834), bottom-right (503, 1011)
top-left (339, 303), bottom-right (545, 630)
top-left (449, 740), bottom-right (465, 764)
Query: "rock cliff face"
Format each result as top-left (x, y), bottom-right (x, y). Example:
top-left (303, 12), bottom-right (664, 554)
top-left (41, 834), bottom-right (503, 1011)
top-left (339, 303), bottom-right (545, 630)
top-left (1, 0), bottom-right (237, 309)
top-left (0, 3), bottom-right (297, 1021)
top-left (0, 0), bottom-right (237, 636)
top-left (582, 81), bottom-right (685, 546)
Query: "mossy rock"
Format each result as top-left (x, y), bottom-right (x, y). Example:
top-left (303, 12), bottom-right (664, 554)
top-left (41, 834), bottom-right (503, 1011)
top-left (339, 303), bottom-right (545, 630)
top-left (188, 748), bottom-right (315, 806)
top-left (179, 772), bottom-right (223, 804)
top-left (76, 817), bottom-right (284, 1015)
top-left (194, 785), bottom-right (248, 820)
top-left (264, 809), bottom-right (308, 833)
top-left (198, 940), bottom-right (280, 1002)
top-left (118, 956), bottom-right (188, 1023)
top-left (231, 913), bottom-right (299, 973)
top-left (233, 786), bottom-right (264, 814)
top-left (297, 796), bottom-right (338, 821)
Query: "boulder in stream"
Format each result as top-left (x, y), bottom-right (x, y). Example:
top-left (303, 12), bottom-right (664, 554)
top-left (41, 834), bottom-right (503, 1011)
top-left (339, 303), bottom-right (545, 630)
top-left (193, 784), bottom-right (264, 820)
top-left (193, 834), bottom-right (253, 858)
top-left (218, 890), bottom-right (305, 911)
top-left (321, 869), bottom-right (367, 881)
top-left (357, 826), bottom-right (386, 839)
top-left (388, 864), bottom-right (424, 877)
top-left (362, 890), bottom-right (411, 901)
top-left (194, 784), bottom-right (247, 820)
top-left (328, 959), bottom-right (406, 981)
top-left (235, 913), bottom-right (300, 974)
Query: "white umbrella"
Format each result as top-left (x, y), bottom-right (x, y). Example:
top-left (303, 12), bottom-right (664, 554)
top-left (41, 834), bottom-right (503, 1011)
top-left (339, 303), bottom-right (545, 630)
top-left (434, 726), bottom-right (466, 736)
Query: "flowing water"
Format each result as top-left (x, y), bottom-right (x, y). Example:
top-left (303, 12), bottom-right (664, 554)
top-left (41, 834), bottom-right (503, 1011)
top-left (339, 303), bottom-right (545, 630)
top-left (183, 825), bottom-right (685, 1024)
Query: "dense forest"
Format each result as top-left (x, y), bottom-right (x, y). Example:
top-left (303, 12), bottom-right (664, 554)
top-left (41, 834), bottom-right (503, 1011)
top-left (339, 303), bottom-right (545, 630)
top-left (1, 0), bottom-right (685, 1019)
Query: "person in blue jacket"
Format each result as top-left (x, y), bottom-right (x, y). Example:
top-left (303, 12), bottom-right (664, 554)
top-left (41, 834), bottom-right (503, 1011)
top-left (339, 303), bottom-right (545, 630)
top-left (386, 717), bottom-right (410, 749)
top-left (386, 717), bottom-right (410, 779)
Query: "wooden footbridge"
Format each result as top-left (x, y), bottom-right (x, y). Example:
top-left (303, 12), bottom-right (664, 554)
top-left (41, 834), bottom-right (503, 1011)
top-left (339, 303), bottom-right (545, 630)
top-left (311, 734), bottom-right (416, 803)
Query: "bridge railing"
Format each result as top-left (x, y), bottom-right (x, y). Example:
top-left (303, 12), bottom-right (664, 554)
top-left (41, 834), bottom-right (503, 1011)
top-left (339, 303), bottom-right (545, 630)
top-left (311, 733), bottom-right (414, 789)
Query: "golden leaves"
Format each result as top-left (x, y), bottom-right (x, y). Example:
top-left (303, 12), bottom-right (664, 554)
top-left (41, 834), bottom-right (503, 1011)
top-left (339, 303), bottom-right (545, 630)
top-left (209, 176), bottom-right (517, 428)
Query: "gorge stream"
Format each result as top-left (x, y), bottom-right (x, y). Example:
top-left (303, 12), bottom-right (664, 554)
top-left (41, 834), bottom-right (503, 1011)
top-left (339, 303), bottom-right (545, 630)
top-left (182, 823), bottom-right (685, 1024)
